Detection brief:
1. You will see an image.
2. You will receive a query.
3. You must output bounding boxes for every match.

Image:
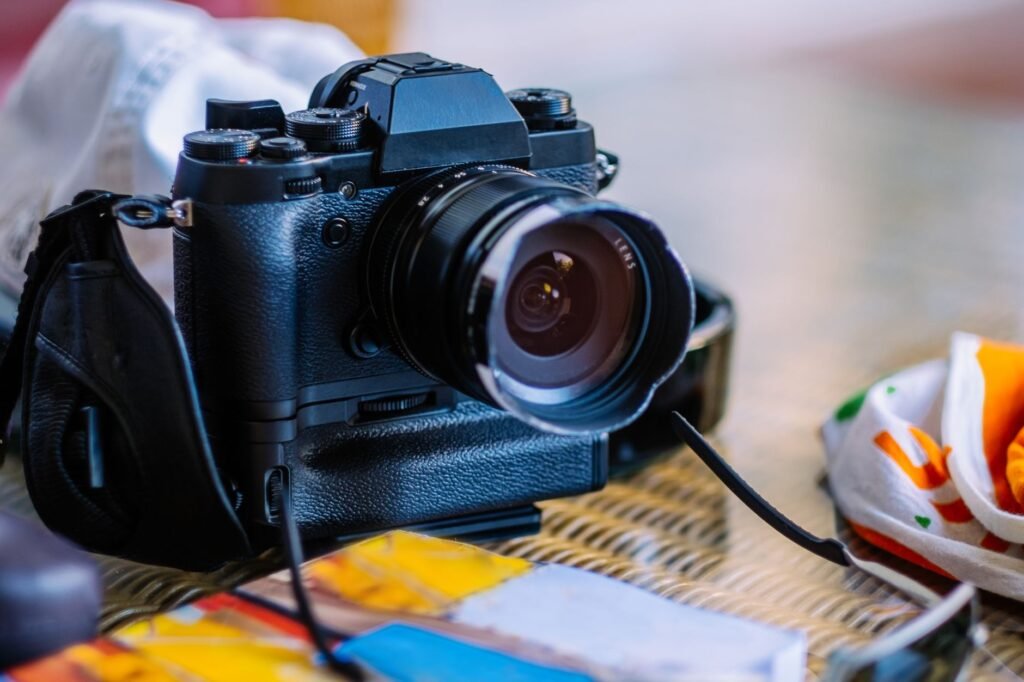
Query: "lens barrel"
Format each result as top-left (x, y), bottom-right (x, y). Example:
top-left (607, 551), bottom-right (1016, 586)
top-left (367, 165), bottom-right (693, 435)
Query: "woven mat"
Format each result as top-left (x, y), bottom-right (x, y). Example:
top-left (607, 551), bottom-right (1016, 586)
top-left (2, 70), bottom-right (1024, 679)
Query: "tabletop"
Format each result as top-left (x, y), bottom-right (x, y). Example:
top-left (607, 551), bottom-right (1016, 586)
top-left (547, 65), bottom-right (1024, 678)
top-left (2, 64), bottom-right (1024, 680)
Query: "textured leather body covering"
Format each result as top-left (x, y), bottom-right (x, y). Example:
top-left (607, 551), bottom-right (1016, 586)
top-left (174, 162), bottom-right (607, 544)
top-left (174, 162), bottom-right (598, 408)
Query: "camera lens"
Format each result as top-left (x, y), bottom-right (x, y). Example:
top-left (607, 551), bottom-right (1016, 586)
top-left (495, 218), bottom-right (640, 403)
top-left (368, 166), bottom-right (693, 435)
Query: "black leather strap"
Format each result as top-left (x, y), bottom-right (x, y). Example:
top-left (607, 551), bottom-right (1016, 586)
top-left (0, 191), bottom-right (251, 568)
top-left (0, 191), bottom-right (120, 454)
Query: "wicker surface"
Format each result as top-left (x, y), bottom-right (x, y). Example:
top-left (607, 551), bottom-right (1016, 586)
top-left (1, 68), bottom-right (1024, 679)
top-left (531, 68), bottom-right (1024, 679)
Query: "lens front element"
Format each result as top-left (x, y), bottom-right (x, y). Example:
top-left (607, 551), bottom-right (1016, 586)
top-left (507, 254), bottom-right (589, 353)
top-left (495, 216), bottom-right (642, 405)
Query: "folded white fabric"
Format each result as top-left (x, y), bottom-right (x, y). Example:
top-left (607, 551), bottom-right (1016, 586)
top-left (823, 332), bottom-right (1024, 600)
top-left (0, 0), bottom-right (361, 301)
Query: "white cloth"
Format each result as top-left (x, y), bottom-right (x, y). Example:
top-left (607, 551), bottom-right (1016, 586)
top-left (822, 332), bottom-right (1024, 600)
top-left (0, 0), bottom-right (361, 301)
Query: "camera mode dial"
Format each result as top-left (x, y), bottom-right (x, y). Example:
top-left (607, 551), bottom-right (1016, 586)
top-left (285, 108), bottom-right (366, 152)
top-left (183, 129), bottom-right (260, 160)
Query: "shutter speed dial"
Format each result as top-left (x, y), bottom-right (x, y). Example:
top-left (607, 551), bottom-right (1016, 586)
top-left (183, 129), bottom-right (260, 160)
top-left (284, 108), bottom-right (366, 152)
top-left (505, 88), bottom-right (577, 130)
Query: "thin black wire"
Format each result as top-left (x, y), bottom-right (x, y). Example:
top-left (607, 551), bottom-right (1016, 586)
top-left (278, 479), bottom-right (365, 680)
top-left (670, 411), bottom-right (850, 567)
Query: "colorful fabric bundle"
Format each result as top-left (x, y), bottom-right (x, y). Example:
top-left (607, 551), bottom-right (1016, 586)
top-left (822, 332), bottom-right (1024, 599)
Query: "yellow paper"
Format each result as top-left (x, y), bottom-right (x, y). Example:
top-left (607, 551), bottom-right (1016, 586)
top-left (115, 601), bottom-right (333, 682)
top-left (308, 531), bottom-right (531, 615)
top-left (7, 642), bottom-right (178, 682)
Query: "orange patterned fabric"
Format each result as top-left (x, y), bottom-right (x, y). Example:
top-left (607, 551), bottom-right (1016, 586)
top-left (908, 426), bottom-right (951, 479)
top-left (872, 430), bottom-right (948, 489)
top-left (930, 498), bottom-right (974, 523)
top-left (975, 340), bottom-right (1024, 514)
top-left (1007, 425), bottom-right (1024, 507)
top-left (981, 533), bottom-right (1011, 553)
top-left (847, 521), bottom-right (954, 579)
top-left (823, 342), bottom-right (1024, 600)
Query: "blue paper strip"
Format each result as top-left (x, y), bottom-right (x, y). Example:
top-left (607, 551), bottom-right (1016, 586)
top-left (337, 622), bottom-right (592, 682)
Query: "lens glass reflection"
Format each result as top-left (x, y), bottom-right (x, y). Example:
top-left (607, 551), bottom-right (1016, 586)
top-left (493, 216), bottom-right (642, 399)
top-left (506, 250), bottom-right (598, 357)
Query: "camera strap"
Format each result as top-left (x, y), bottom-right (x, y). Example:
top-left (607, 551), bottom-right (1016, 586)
top-left (0, 192), bottom-right (367, 673)
top-left (0, 191), bottom-right (250, 568)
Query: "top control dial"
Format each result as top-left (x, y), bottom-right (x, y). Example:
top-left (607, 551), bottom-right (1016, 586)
top-left (285, 108), bottom-right (366, 152)
top-left (505, 88), bottom-right (577, 130)
top-left (183, 129), bottom-right (261, 160)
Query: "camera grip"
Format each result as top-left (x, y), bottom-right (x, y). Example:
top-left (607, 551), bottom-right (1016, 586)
top-left (175, 202), bottom-right (302, 410)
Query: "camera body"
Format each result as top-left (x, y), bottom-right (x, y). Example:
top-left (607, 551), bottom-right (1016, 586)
top-left (173, 54), bottom-right (622, 546)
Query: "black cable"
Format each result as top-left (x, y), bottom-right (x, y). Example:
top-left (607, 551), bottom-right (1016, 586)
top-left (278, 474), bottom-right (365, 680)
top-left (670, 412), bottom-right (850, 567)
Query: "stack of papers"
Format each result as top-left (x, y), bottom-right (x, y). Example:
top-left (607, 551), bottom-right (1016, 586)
top-left (5, 531), bottom-right (805, 681)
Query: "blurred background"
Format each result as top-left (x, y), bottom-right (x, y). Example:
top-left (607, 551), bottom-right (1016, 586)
top-left (3, 0), bottom-right (1024, 504)
top-left (6, 5), bottom-right (1024, 671)
top-left (6, 0), bottom-right (1024, 99)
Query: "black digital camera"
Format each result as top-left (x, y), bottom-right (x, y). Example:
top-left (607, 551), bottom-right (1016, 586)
top-left (170, 53), bottom-right (694, 547)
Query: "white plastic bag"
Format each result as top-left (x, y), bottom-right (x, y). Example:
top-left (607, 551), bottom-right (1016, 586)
top-left (0, 0), bottom-right (361, 301)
